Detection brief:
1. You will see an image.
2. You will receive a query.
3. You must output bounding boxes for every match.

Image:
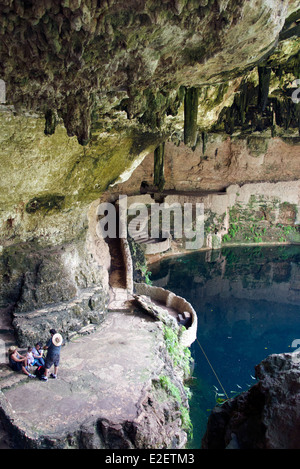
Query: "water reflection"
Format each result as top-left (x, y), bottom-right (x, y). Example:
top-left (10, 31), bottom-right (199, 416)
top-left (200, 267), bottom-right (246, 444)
top-left (150, 246), bottom-right (300, 448)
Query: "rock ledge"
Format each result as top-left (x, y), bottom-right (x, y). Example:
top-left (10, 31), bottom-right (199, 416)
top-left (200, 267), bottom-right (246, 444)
top-left (0, 311), bottom-right (190, 449)
top-left (202, 352), bottom-right (300, 449)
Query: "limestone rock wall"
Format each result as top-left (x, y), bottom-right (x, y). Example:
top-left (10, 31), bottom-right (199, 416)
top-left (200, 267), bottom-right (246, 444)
top-left (164, 179), bottom-right (300, 249)
top-left (109, 136), bottom-right (300, 253)
top-left (202, 352), bottom-right (300, 449)
top-left (113, 135), bottom-right (300, 195)
top-left (0, 237), bottom-right (110, 346)
top-left (0, 2), bottom-right (299, 249)
top-left (0, 108), bottom-right (160, 246)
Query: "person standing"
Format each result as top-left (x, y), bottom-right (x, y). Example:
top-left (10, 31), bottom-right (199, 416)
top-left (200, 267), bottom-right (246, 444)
top-left (26, 347), bottom-right (35, 367)
top-left (41, 329), bottom-right (63, 381)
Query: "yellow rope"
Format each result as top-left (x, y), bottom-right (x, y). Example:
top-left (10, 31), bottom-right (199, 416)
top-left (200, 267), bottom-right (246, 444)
top-left (196, 338), bottom-right (229, 400)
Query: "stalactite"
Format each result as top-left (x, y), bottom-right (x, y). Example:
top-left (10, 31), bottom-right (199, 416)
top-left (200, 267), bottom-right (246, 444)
top-left (236, 81), bottom-right (249, 124)
top-left (184, 87), bottom-right (199, 148)
top-left (202, 131), bottom-right (208, 155)
top-left (258, 67), bottom-right (271, 112)
top-left (154, 142), bottom-right (165, 192)
top-left (44, 109), bottom-right (57, 136)
top-left (224, 106), bottom-right (235, 134)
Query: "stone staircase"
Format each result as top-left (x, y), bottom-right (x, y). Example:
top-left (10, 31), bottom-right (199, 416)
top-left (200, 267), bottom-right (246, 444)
top-left (105, 205), bottom-right (133, 312)
top-left (128, 208), bottom-right (171, 255)
top-left (0, 363), bottom-right (29, 390)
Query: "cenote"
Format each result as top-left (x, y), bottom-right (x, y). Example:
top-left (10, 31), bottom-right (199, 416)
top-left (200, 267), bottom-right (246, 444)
top-left (150, 245), bottom-right (300, 449)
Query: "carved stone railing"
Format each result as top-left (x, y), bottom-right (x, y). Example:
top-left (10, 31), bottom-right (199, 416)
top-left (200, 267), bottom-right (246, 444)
top-left (134, 282), bottom-right (197, 348)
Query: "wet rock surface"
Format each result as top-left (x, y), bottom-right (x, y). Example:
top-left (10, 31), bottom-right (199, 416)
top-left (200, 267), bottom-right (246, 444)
top-left (202, 352), bottom-right (300, 449)
top-left (0, 310), bottom-right (189, 449)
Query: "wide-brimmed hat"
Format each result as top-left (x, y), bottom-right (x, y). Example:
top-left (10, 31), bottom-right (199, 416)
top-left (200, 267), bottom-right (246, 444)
top-left (8, 346), bottom-right (17, 354)
top-left (52, 333), bottom-right (63, 347)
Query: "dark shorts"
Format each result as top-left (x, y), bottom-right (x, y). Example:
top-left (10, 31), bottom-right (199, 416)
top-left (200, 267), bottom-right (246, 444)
top-left (45, 354), bottom-right (60, 369)
top-left (10, 361), bottom-right (23, 372)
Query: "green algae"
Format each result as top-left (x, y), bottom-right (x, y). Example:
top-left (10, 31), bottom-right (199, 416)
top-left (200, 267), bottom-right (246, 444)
top-left (25, 194), bottom-right (65, 214)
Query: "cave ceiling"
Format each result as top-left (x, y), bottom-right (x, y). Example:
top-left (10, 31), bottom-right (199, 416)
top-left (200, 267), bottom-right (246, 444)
top-left (0, 0), bottom-right (299, 144)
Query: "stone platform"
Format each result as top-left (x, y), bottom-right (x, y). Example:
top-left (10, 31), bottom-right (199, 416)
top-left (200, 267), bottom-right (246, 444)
top-left (0, 310), bottom-right (188, 449)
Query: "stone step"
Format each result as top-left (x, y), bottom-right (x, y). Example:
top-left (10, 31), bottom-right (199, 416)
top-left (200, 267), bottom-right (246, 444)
top-left (0, 365), bottom-right (29, 391)
top-left (108, 301), bottom-right (133, 311)
top-left (14, 287), bottom-right (104, 317)
top-left (132, 236), bottom-right (168, 245)
top-left (108, 287), bottom-right (135, 311)
top-left (133, 237), bottom-right (156, 244)
top-left (11, 286), bottom-right (107, 347)
top-left (0, 329), bottom-right (15, 344)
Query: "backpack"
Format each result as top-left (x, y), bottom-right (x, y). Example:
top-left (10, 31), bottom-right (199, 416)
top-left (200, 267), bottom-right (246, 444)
top-left (34, 365), bottom-right (45, 379)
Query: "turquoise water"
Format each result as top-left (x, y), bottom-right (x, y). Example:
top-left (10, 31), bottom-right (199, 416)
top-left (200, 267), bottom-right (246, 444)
top-left (150, 246), bottom-right (300, 448)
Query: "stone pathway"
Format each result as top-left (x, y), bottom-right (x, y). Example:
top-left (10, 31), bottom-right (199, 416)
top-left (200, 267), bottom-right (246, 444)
top-left (0, 310), bottom-right (169, 448)
top-left (104, 214), bottom-right (132, 311)
top-left (108, 287), bottom-right (133, 311)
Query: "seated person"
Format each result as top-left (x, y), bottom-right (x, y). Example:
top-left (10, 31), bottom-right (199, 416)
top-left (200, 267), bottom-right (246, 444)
top-left (32, 342), bottom-right (45, 367)
top-left (8, 346), bottom-right (36, 378)
top-left (26, 346), bottom-right (34, 367)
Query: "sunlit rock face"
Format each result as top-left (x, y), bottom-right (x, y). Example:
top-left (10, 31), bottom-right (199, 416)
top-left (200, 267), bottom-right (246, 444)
top-left (0, 110), bottom-right (161, 245)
